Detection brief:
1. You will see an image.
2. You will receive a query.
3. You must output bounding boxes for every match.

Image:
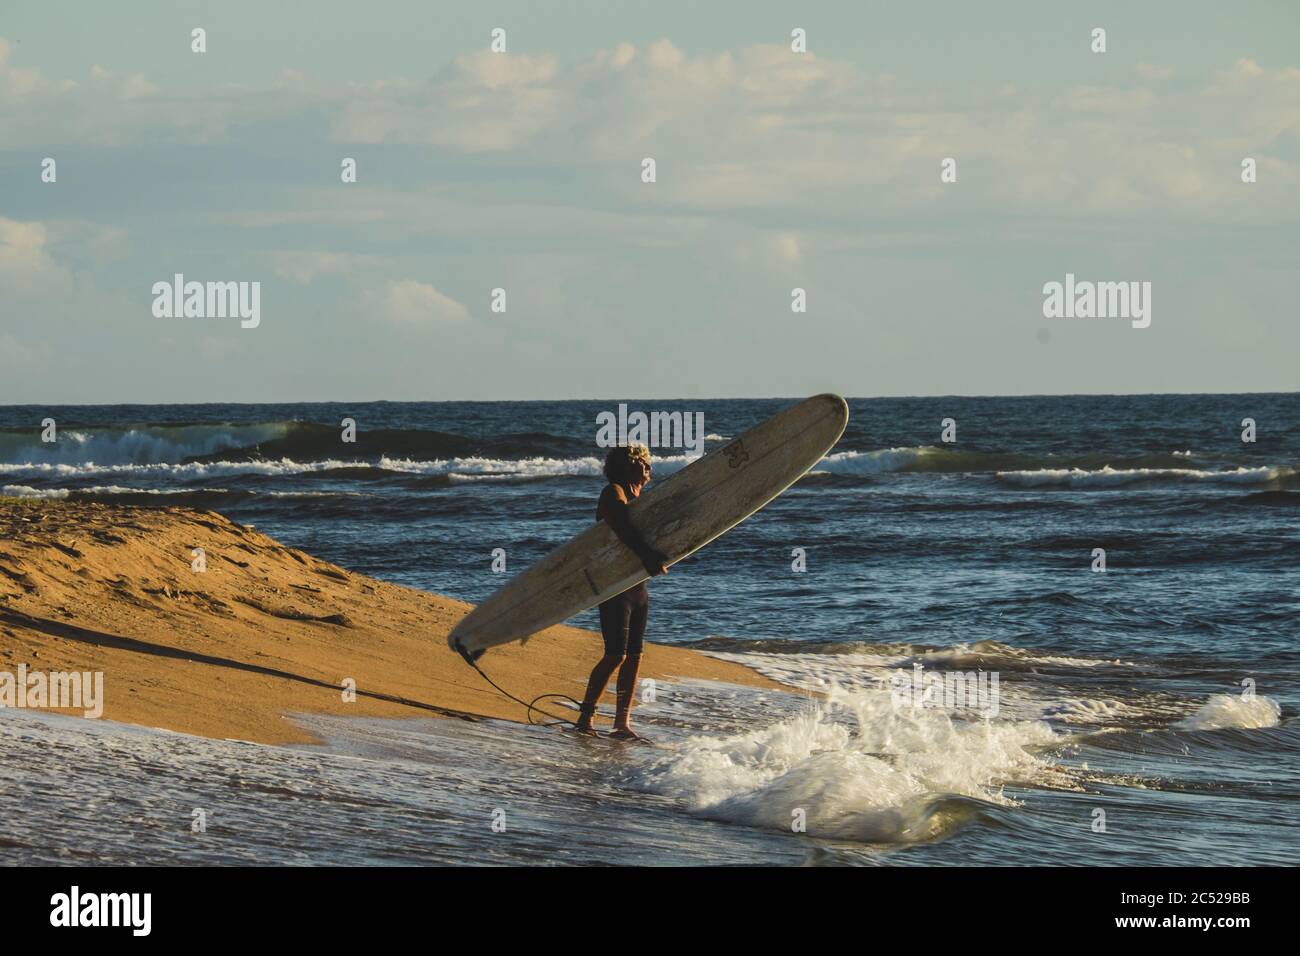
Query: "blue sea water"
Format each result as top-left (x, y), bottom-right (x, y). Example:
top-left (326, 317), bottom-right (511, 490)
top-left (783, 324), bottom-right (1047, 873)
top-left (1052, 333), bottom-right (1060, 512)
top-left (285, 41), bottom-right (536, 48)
top-left (1, 394), bottom-right (1297, 865)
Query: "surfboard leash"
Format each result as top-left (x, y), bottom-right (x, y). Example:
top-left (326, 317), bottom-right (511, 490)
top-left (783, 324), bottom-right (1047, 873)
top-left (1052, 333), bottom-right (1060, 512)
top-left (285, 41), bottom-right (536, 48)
top-left (454, 645), bottom-right (581, 728)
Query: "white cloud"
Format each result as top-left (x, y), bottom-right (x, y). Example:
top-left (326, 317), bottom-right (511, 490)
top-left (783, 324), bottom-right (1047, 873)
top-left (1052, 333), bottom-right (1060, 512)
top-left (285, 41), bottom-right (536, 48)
top-left (0, 36), bottom-right (312, 145)
top-left (272, 250), bottom-right (380, 283)
top-left (0, 217), bottom-right (137, 349)
top-left (0, 37), bottom-right (39, 99)
top-left (365, 279), bottom-right (470, 325)
top-left (212, 208), bottom-right (388, 228)
top-left (771, 232), bottom-right (802, 264)
top-left (0, 217), bottom-right (56, 275)
top-left (322, 39), bottom-right (1300, 217)
top-left (333, 51), bottom-right (563, 151)
top-left (0, 217), bottom-right (131, 279)
top-left (2, 33), bottom-right (1298, 222)
top-left (1136, 63), bottom-right (1174, 81)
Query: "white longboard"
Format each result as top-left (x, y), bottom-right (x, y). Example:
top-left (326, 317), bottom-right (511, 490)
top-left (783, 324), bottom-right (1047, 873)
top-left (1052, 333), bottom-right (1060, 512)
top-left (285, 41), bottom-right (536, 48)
top-left (448, 393), bottom-right (849, 659)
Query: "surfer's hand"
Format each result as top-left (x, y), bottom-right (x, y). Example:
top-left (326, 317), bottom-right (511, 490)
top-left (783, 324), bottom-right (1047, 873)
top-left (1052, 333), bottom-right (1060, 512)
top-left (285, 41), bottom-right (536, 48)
top-left (641, 551), bottom-right (669, 576)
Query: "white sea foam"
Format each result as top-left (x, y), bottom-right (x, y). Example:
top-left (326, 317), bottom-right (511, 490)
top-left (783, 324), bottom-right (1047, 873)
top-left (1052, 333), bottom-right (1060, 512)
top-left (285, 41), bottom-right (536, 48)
top-left (819, 447), bottom-right (933, 476)
top-left (380, 455), bottom-right (604, 478)
top-left (264, 490), bottom-right (370, 498)
top-left (708, 650), bottom-right (908, 691)
top-left (916, 642), bottom-right (1130, 670)
top-left (0, 452), bottom-right (708, 482)
top-left (2, 484), bottom-right (69, 499)
top-left (380, 454), bottom-right (697, 479)
top-left (3, 482), bottom-right (371, 499)
top-left (126, 485), bottom-right (365, 499)
top-left (0, 424), bottom-right (287, 466)
top-left (998, 465), bottom-right (1285, 488)
top-left (1175, 693), bottom-right (1281, 730)
top-left (82, 485), bottom-right (202, 495)
top-left (708, 642), bottom-right (1130, 695)
top-left (627, 683), bottom-right (1060, 842)
top-left (706, 644), bottom-right (1135, 732)
top-left (0, 458), bottom-right (369, 479)
top-left (1040, 697), bottom-right (1134, 723)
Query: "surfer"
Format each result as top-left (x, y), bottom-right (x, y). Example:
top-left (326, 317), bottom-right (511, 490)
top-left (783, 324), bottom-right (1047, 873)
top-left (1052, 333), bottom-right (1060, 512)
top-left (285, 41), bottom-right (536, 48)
top-left (574, 444), bottom-right (669, 741)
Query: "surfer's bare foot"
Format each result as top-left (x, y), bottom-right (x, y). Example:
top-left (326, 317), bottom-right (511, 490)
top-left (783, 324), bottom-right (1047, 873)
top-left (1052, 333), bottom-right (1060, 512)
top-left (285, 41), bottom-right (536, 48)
top-left (570, 723), bottom-right (601, 737)
top-left (608, 727), bottom-right (647, 742)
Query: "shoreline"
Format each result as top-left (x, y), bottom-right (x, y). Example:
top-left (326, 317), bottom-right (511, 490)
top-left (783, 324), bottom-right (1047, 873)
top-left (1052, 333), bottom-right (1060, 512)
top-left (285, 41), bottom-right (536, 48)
top-left (0, 497), bottom-right (785, 745)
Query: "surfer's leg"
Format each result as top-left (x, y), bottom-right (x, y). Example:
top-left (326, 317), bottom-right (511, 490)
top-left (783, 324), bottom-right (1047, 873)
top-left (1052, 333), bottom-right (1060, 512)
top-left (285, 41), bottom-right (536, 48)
top-left (612, 603), bottom-right (647, 732)
top-left (576, 601), bottom-right (630, 730)
top-left (576, 657), bottom-right (620, 730)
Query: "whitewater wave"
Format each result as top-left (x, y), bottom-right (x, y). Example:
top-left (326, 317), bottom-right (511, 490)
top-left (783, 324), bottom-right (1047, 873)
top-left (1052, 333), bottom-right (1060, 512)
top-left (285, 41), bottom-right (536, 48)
top-left (2, 484), bottom-right (70, 499)
top-left (702, 640), bottom-right (1140, 730)
top-left (1040, 698), bottom-right (1135, 723)
top-left (705, 638), bottom-right (1129, 681)
top-left (1175, 693), bottom-right (1281, 730)
top-left (998, 465), bottom-right (1289, 488)
top-left (0, 452), bottom-right (706, 485)
top-left (818, 447), bottom-right (938, 476)
top-left (380, 454), bottom-right (699, 478)
top-left (0, 421), bottom-right (598, 468)
top-left (0, 424), bottom-right (289, 467)
top-left (6, 428), bottom-right (1287, 492)
top-left (626, 683), bottom-right (1061, 843)
top-left (380, 455), bottom-right (605, 478)
top-left (813, 448), bottom-right (1256, 480)
top-left (0, 458), bottom-right (373, 480)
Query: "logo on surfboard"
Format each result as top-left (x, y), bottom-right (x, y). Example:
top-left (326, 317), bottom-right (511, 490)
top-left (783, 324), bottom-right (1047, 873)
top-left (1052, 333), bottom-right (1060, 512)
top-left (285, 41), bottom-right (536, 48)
top-left (723, 439), bottom-right (750, 469)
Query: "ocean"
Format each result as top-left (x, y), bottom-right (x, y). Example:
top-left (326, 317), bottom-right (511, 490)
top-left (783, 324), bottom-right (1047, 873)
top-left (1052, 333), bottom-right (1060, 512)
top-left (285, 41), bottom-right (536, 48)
top-left (1, 394), bottom-right (1297, 865)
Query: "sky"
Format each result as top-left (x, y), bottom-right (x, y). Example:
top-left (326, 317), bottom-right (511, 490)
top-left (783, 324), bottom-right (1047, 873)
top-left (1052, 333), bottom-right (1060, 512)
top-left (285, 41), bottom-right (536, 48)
top-left (1, 0), bottom-right (1297, 403)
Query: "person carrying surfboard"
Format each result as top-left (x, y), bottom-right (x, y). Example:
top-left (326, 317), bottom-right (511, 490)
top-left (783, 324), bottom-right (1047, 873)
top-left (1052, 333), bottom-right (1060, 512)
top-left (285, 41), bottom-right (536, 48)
top-left (573, 444), bottom-right (669, 740)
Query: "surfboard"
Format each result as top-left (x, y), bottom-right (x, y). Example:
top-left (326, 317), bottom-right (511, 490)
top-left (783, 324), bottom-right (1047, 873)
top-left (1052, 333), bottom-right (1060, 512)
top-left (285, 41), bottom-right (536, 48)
top-left (448, 393), bottom-right (849, 660)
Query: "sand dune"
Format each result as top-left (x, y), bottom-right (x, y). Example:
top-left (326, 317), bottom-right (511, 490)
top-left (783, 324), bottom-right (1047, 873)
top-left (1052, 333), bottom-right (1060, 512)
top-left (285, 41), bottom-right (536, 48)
top-left (0, 497), bottom-right (781, 744)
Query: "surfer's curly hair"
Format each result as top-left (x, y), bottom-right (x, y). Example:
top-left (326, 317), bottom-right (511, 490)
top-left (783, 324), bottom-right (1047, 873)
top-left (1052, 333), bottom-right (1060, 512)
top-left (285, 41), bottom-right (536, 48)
top-left (603, 444), bottom-right (652, 484)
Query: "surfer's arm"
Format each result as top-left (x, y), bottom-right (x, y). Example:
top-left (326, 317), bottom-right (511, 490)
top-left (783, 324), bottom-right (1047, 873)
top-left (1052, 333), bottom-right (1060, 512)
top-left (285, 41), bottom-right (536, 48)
top-left (599, 487), bottom-right (668, 574)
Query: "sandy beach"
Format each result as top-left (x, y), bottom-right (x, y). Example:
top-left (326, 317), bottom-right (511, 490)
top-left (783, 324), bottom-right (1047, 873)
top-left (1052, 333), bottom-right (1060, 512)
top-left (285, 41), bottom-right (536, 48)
top-left (0, 497), bottom-right (782, 745)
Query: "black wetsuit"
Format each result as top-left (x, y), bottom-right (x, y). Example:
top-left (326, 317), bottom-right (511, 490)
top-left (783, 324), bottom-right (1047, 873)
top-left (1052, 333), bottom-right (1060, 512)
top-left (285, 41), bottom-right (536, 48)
top-left (596, 488), bottom-right (652, 659)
